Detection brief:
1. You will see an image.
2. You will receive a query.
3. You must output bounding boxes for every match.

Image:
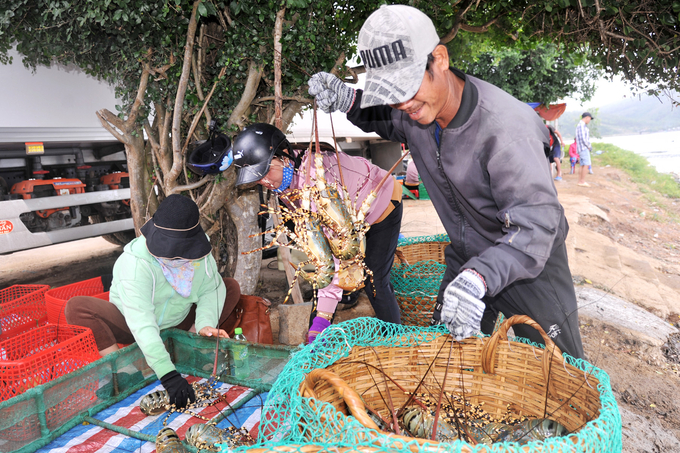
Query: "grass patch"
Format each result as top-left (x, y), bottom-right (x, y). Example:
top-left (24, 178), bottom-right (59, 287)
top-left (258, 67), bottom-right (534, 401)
top-left (592, 143), bottom-right (680, 199)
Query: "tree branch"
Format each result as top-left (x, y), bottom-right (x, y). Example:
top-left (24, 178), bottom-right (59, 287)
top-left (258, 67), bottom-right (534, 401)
top-left (274, 7), bottom-right (285, 129)
top-left (143, 119), bottom-right (165, 191)
top-left (127, 57), bottom-right (152, 125)
top-left (227, 59), bottom-right (264, 128)
top-left (167, 0), bottom-right (202, 187)
top-left (254, 95), bottom-right (312, 104)
top-left (169, 177), bottom-right (212, 194)
top-left (458, 16), bottom-right (502, 35)
top-left (440, 0), bottom-right (476, 43)
top-left (181, 66), bottom-right (227, 155)
top-left (96, 109), bottom-right (128, 144)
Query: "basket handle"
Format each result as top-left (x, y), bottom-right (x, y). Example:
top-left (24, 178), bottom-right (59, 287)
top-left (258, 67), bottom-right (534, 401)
top-left (394, 249), bottom-right (409, 266)
top-left (481, 314), bottom-right (564, 397)
top-left (300, 368), bottom-right (380, 431)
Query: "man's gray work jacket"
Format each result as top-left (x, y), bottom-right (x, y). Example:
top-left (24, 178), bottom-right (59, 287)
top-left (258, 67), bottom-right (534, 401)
top-left (348, 68), bottom-right (568, 296)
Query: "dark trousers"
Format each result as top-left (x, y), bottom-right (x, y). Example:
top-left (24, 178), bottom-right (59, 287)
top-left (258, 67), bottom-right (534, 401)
top-left (65, 277), bottom-right (241, 350)
top-left (363, 202), bottom-right (403, 324)
top-left (436, 239), bottom-right (584, 359)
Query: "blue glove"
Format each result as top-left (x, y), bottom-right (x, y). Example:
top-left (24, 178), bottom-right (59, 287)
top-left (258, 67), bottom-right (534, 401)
top-left (307, 72), bottom-right (356, 114)
top-left (218, 148), bottom-right (233, 172)
top-left (307, 316), bottom-right (331, 344)
top-left (441, 270), bottom-right (487, 341)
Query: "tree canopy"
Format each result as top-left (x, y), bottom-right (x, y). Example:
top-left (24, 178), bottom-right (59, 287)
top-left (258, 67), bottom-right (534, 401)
top-left (425, 0), bottom-right (680, 98)
top-left (1, 0), bottom-right (677, 290)
top-left (456, 42), bottom-right (599, 105)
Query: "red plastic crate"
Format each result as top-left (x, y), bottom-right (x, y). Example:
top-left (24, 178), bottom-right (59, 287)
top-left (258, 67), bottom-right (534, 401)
top-left (0, 285), bottom-right (49, 340)
top-left (45, 277), bottom-right (109, 325)
top-left (0, 324), bottom-right (100, 402)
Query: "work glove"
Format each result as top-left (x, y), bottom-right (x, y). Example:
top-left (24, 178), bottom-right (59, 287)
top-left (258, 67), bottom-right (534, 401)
top-left (441, 270), bottom-right (487, 341)
top-left (160, 370), bottom-right (196, 409)
top-left (307, 72), bottom-right (356, 114)
top-left (307, 316), bottom-right (331, 344)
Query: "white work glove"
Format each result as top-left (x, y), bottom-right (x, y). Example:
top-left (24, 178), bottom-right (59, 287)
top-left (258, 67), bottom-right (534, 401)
top-left (441, 270), bottom-right (487, 341)
top-left (307, 72), bottom-right (356, 114)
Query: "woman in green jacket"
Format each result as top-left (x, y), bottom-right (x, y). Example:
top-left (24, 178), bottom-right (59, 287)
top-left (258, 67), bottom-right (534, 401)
top-left (65, 194), bottom-right (240, 409)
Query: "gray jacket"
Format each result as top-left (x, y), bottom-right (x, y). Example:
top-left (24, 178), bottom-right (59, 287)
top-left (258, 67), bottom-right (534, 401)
top-left (348, 69), bottom-right (568, 296)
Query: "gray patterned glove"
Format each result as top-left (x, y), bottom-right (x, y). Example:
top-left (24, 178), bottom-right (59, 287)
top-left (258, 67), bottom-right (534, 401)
top-left (441, 270), bottom-right (487, 341)
top-left (308, 72), bottom-right (356, 114)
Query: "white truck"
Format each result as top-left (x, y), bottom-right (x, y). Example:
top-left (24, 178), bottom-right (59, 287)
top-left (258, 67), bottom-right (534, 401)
top-left (0, 50), bottom-right (134, 254)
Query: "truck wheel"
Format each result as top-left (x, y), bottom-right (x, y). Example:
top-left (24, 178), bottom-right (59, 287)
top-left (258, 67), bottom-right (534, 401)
top-left (90, 214), bottom-right (135, 246)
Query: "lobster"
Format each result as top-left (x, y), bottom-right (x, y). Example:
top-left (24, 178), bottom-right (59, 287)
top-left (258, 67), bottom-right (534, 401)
top-left (156, 427), bottom-right (189, 453)
top-left (244, 107), bottom-right (410, 301)
top-left (400, 407), bottom-right (461, 442)
top-left (245, 199), bottom-right (335, 303)
top-left (185, 423), bottom-right (226, 451)
top-left (185, 423), bottom-right (256, 451)
top-left (139, 389), bottom-right (170, 416)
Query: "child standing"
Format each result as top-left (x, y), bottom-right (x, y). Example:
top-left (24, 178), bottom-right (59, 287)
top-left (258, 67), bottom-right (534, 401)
top-left (568, 141), bottom-right (578, 175)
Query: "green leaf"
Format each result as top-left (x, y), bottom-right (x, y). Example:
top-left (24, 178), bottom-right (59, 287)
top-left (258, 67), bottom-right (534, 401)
top-left (198, 3), bottom-right (208, 17)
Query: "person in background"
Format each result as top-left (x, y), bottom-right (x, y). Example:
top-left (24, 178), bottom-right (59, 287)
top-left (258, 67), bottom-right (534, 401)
top-left (547, 125), bottom-right (565, 181)
top-left (65, 195), bottom-right (241, 409)
top-left (224, 123), bottom-right (403, 343)
top-left (307, 4), bottom-right (584, 359)
top-left (568, 141), bottom-right (578, 175)
top-left (575, 112), bottom-right (594, 187)
top-left (403, 158), bottom-right (420, 197)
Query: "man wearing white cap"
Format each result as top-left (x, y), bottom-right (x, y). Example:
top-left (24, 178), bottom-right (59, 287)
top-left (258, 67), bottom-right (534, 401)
top-left (308, 5), bottom-right (584, 359)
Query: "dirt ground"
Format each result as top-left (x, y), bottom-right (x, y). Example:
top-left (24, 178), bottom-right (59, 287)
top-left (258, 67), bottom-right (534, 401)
top-left (554, 166), bottom-right (680, 452)
top-left (3, 164), bottom-right (680, 451)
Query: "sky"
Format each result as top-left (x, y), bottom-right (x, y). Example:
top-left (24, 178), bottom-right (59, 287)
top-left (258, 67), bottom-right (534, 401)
top-left (560, 75), bottom-right (636, 112)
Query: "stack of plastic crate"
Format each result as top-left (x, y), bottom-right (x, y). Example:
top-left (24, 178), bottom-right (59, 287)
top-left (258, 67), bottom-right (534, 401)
top-left (0, 324), bottom-right (100, 402)
top-left (0, 284), bottom-right (50, 341)
top-left (45, 276), bottom-right (109, 325)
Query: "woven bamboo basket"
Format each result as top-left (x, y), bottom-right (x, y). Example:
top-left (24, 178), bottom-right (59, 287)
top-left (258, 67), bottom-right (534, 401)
top-left (299, 315), bottom-right (619, 452)
top-left (391, 235), bottom-right (449, 326)
top-left (393, 238), bottom-right (449, 266)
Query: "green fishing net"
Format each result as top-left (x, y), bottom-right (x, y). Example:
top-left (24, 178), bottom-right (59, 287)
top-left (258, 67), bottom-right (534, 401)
top-left (391, 234), bottom-right (449, 326)
top-left (233, 317), bottom-right (622, 453)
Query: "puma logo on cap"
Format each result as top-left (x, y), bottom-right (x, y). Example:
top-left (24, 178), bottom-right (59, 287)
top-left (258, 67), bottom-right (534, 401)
top-left (360, 40), bottom-right (408, 69)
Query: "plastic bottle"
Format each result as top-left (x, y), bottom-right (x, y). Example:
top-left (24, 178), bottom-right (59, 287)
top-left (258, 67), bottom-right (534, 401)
top-left (232, 327), bottom-right (250, 379)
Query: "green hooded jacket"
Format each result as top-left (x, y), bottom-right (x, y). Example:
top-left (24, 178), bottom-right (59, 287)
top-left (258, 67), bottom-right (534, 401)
top-left (109, 236), bottom-right (226, 378)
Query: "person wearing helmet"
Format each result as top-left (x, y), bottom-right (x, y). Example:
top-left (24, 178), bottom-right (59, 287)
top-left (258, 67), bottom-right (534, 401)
top-left (306, 5), bottom-right (584, 360)
top-left (222, 123), bottom-right (403, 343)
top-left (65, 194), bottom-right (241, 409)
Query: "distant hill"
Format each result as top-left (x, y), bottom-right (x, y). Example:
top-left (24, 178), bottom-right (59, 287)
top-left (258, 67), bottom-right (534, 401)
top-left (558, 93), bottom-right (680, 139)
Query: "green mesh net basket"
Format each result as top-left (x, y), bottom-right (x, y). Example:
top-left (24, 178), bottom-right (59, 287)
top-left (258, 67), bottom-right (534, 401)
top-left (391, 234), bottom-right (449, 326)
top-left (242, 316), bottom-right (621, 453)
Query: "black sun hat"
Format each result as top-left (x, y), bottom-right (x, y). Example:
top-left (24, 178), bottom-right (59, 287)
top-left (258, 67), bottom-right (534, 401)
top-left (140, 194), bottom-right (212, 260)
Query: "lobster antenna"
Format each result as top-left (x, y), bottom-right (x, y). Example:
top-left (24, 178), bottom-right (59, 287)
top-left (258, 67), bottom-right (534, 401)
top-left (305, 102), bottom-right (318, 187)
top-left (328, 113), bottom-right (347, 191)
top-left (374, 148), bottom-right (411, 194)
top-left (313, 103), bottom-right (322, 176)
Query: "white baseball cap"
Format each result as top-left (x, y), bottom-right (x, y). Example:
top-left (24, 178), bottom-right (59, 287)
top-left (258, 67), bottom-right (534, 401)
top-left (358, 5), bottom-right (440, 108)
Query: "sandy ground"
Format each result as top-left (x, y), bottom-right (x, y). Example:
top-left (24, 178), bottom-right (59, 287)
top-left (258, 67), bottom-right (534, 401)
top-left (2, 165), bottom-right (680, 451)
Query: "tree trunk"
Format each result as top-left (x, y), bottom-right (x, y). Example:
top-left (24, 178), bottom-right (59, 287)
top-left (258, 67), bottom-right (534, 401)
top-left (227, 188), bottom-right (262, 295)
top-left (125, 130), bottom-right (149, 233)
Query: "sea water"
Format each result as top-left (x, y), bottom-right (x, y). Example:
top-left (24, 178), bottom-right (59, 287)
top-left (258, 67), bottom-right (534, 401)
top-left (594, 130), bottom-right (680, 175)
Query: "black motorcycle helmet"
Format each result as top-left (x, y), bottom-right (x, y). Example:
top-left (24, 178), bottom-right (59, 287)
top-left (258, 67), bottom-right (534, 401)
top-left (232, 123), bottom-right (295, 186)
top-left (187, 133), bottom-right (232, 175)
